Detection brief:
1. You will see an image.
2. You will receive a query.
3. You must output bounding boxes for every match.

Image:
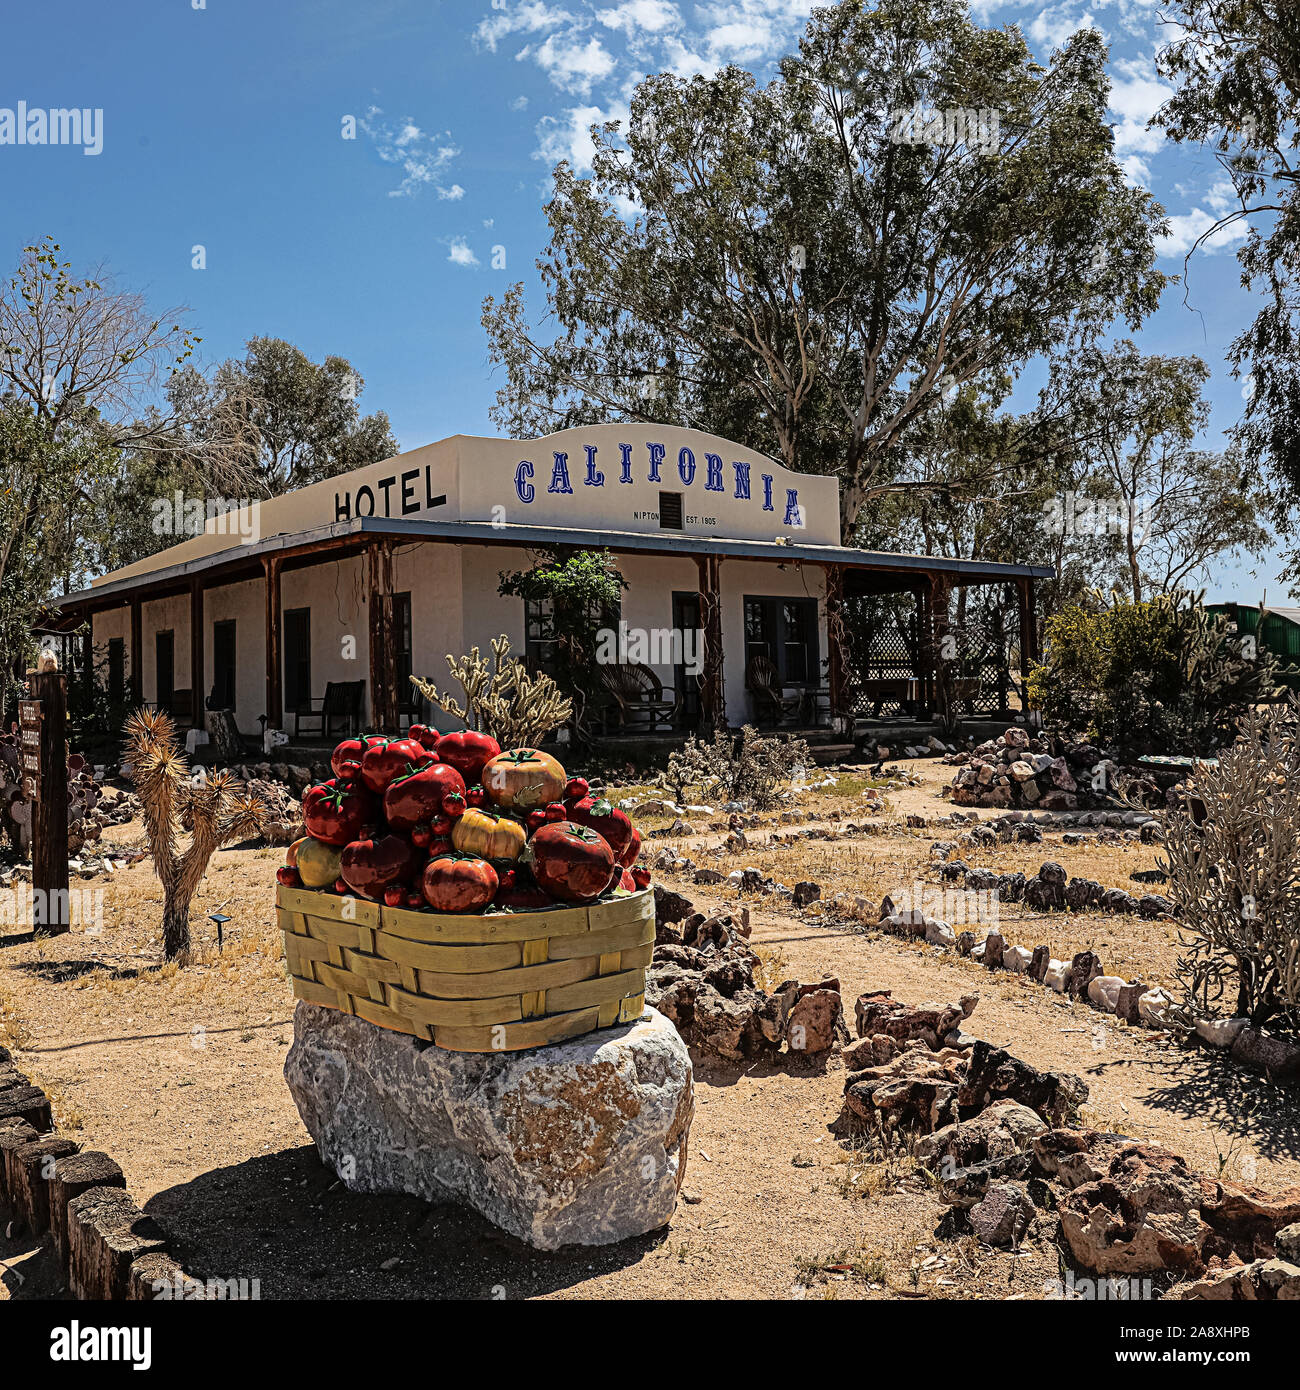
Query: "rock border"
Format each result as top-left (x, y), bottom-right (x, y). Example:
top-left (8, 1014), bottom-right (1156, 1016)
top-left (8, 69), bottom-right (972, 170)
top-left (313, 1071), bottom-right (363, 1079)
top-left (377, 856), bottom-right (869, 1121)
top-left (0, 1043), bottom-right (205, 1299)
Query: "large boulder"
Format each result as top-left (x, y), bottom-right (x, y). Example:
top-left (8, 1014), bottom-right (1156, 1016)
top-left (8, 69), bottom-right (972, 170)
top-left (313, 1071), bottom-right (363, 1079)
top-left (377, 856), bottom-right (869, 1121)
top-left (837, 1043), bottom-right (966, 1134)
top-left (957, 1041), bottom-right (1088, 1126)
top-left (1057, 1142), bottom-right (1218, 1275)
top-left (1178, 1259), bottom-right (1300, 1301)
top-left (285, 1002), bottom-right (694, 1250)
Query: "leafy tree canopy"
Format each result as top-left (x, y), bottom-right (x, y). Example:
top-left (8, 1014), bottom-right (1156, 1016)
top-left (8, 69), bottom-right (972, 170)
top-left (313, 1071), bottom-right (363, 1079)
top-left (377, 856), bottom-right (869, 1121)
top-left (484, 0), bottom-right (1168, 542)
top-left (1156, 1), bottom-right (1300, 552)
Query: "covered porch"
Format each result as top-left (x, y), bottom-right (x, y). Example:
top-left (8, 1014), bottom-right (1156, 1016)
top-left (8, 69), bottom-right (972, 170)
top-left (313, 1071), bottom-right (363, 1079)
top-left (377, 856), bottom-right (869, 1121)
top-left (44, 514), bottom-right (1048, 751)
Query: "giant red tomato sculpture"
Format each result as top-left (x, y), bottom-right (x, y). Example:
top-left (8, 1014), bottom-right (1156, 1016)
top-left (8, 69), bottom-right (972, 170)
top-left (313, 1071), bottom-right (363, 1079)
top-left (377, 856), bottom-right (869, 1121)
top-left (525, 821), bottom-right (615, 904)
top-left (435, 730), bottom-right (502, 784)
top-left (359, 738), bottom-right (431, 794)
top-left (383, 761), bottom-right (466, 833)
top-left (302, 780), bottom-right (378, 848)
top-left (421, 853), bottom-right (498, 914)
top-left (340, 833), bottom-right (420, 899)
top-left (331, 734), bottom-right (390, 781)
top-left (563, 796), bottom-right (635, 863)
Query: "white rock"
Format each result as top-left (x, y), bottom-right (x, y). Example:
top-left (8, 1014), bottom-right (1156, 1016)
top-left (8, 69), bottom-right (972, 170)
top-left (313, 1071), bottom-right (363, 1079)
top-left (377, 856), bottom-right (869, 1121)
top-left (1138, 986), bottom-right (1175, 1027)
top-left (1044, 960), bottom-right (1069, 992)
top-left (1002, 945), bottom-right (1032, 973)
top-left (1194, 1016), bottom-right (1249, 1048)
top-left (925, 919), bottom-right (956, 947)
top-left (971, 942), bottom-right (987, 963)
top-left (1087, 975), bottom-right (1125, 1012)
top-left (285, 1002), bottom-right (694, 1250)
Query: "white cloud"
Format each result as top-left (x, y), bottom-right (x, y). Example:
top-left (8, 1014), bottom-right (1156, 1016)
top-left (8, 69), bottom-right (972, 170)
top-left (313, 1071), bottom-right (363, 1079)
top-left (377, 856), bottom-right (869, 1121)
top-left (660, 35), bottom-right (715, 78)
top-left (359, 107), bottom-right (464, 199)
top-left (535, 101), bottom-right (626, 173)
top-left (705, 18), bottom-right (777, 64)
top-left (1027, 7), bottom-right (1097, 49)
top-left (532, 33), bottom-right (618, 94)
top-left (447, 238), bottom-right (481, 267)
top-left (476, 2), bottom-right (576, 53)
top-left (1158, 207), bottom-right (1249, 259)
top-left (597, 0), bottom-right (681, 36)
top-left (1120, 152), bottom-right (1151, 186)
top-left (510, 94), bottom-right (530, 111)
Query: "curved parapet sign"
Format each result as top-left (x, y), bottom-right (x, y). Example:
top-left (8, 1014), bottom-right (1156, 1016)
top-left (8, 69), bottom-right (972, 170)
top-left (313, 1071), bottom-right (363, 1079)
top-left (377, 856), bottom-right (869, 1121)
top-left (454, 423), bottom-right (840, 546)
top-left (93, 422), bottom-right (842, 587)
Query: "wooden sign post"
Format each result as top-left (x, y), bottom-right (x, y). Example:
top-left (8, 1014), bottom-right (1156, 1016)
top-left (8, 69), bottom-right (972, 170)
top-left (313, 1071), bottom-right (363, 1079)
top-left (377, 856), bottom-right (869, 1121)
top-left (24, 671), bottom-right (70, 935)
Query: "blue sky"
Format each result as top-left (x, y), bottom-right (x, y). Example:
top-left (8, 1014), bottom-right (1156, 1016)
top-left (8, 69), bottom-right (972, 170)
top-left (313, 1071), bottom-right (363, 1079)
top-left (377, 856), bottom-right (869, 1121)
top-left (0, 0), bottom-right (1280, 600)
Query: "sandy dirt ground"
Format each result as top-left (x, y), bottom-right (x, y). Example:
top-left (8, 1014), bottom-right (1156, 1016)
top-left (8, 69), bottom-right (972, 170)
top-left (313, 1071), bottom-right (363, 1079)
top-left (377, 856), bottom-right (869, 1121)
top-left (2, 759), bottom-right (1297, 1300)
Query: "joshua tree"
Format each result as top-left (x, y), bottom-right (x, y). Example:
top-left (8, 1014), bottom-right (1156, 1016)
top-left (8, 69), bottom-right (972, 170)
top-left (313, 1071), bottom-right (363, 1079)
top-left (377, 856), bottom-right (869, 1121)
top-left (124, 707), bottom-right (265, 962)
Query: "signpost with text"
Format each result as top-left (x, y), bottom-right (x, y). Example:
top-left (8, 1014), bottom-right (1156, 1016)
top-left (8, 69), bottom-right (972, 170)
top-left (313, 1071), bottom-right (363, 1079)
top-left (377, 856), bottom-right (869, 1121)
top-left (23, 671), bottom-right (70, 935)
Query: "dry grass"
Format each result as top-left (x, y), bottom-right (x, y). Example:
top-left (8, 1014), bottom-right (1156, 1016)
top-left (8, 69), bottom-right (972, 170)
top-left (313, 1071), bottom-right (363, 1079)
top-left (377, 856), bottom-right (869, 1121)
top-left (628, 759), bottom-right (1179, 992)
top-left (0, 756), bottom-right (1284, 1303)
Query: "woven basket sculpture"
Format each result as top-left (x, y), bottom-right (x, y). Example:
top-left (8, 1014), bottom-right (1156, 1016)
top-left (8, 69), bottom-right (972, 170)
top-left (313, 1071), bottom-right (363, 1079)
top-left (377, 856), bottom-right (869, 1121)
top-left (278, 883), bottom-right (653, 1052)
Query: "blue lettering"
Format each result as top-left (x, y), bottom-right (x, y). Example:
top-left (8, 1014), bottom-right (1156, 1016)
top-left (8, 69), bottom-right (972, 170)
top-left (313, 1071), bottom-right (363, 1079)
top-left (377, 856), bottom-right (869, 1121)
top-left (704, 453), bottom-right (724, 492)
top-left (647, 442), bottom-right (665, 483)
top-left (678, 447), bottom-right (696, 486)
top-left (784, 489), bottom-right (803, 527)
top-left (618, 443), bottom-right (634, 484)
top-left (515, 459), bottom-right (535, 504)
top-left (549, 451), bottom-right (574, 494)
top-left (733, 462), bottom-right (751, 500)
top-left (584, 444), bottom-right (604, 486)
top-left (762, 474), bottom-right (774, 511)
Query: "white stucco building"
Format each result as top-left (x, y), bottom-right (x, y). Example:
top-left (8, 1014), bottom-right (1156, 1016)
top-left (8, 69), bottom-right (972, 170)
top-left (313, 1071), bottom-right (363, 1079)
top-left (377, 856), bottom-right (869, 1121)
top-left (50, 423), bottom-right (1047, 742)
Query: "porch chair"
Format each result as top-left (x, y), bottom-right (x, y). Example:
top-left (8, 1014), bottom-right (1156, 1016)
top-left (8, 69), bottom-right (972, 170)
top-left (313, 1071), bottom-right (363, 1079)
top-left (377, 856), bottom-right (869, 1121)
top-left (746, 653), bottom-right (801, 725)
top-left (598, 662), bottom-right (680, 731)
top-left (293, 679), bottom-right (366, 738)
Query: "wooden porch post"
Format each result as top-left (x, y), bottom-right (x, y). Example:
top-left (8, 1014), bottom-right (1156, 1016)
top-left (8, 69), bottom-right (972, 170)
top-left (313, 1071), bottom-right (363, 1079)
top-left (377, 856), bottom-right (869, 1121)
top-left (928, 575), bottom-right (952, 725)
top-left (28, 670), bottom-right (70, 934)
top-left (189, 577), bottom-right (205, 731)
top-left (129, 597), bottom-right (143, 707)
top-left (81, 626), bottom-right (93, 709)
top-left (264, 555), bottom-right (282, 731)
top-left (1016, 576), bottom-right (1040, 699)
top-left (823, 563), bottom-right (847, 727)
top-left (695, 554), bottom-right (726, 732)
top-left (368, 539), bottom-right (399, 733)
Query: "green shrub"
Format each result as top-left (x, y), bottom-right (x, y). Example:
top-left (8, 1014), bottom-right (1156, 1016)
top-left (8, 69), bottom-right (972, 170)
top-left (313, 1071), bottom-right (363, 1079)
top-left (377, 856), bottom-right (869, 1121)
top-left (1027, 590), bottom-right (1277, 757)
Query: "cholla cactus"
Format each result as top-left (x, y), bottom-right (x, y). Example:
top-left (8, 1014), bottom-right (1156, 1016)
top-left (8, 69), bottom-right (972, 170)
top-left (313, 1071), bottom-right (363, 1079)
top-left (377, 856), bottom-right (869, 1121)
top-left (124, 707), bottom-right (265, 963)
top-left (1152, 701), bottom-right (1300, 1027)
top-left (411, 634), bottom-right (573, 747)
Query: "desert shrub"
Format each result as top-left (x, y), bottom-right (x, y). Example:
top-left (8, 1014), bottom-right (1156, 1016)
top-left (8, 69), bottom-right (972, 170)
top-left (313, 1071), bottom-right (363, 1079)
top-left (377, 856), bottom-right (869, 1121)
top-left (1154, 702), bottom-right (1300, 1029)
top-left (1028, 590), bottom-right (1277, 757)
top-left (411, 634), bottom-right (571, 748)
top-left (663, 725), bottom-right (813, 810)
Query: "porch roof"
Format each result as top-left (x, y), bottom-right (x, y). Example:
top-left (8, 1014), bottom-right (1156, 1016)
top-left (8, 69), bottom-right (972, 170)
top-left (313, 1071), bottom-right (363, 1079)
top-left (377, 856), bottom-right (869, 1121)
top-left (48, 514), bottom-right (1052, 623)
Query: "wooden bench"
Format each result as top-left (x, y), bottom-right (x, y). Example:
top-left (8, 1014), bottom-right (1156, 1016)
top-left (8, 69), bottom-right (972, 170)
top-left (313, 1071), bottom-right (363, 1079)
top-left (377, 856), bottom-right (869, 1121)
top-left (293, 680), bottom-right (366, 738)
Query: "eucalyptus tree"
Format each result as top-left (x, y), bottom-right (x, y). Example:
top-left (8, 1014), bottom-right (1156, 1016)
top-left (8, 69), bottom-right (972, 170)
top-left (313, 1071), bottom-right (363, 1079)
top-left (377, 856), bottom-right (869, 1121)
top-left (1156, 2), bottom-right (1300, 567)
top-left (483, 0), bottom-right (1168, 542)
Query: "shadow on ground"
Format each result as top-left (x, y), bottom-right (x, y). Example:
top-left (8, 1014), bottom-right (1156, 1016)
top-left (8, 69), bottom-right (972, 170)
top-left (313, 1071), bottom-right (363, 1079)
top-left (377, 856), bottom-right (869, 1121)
top-left (146, 1146), bottom-right (665, 1300)
top-left (1134, 1043), bottom-right (1300, 1167)
top-left (6, 957), bottom-right (146, 985)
